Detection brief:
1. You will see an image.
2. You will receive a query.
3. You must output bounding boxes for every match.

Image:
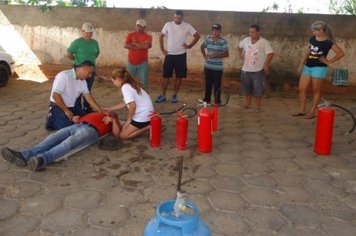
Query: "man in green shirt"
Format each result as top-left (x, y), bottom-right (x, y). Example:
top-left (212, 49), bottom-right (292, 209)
top-left (67, 22), bottom-right (100, 113)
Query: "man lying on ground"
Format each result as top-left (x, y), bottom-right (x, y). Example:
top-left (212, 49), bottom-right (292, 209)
top-left (2, 112), bottom-right (121, 171)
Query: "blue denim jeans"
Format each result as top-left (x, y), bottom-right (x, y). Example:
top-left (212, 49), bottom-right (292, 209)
top-left (45, 102), bottom-right (89, 131)
top-left (21, 124), bottom-right (99, 166)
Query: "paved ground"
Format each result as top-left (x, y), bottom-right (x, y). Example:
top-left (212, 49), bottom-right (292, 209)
top-left (0, 75), bottom-right (355, 236)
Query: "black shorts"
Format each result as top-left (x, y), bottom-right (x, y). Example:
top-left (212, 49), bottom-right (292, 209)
top-left (130, 120), bottom-right (150, 129)
top-left (163, 53), bottom-right (187, 78)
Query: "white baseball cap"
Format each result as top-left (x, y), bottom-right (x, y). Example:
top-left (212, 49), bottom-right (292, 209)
top-left (82, 22), bottom-right (94, 33)
top-left (136, 19), bottom-right (147, 27)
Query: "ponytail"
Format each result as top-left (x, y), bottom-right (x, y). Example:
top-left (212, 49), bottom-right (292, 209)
top-left (310, 20), bottom-right (334, 42)
top-left (111, 67), bottom-right (143, 95)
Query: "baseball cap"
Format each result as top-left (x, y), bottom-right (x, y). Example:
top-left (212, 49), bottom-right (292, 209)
top-left (212, 23), bottom-right (222, 30)
top-left (136, 19), bottom-right (147, 27)
top-left (82, 22), bottom-right (94, 33)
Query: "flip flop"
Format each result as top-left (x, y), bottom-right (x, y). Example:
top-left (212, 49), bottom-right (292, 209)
top-left (303, 114), bottom-right (317, 119)
top-left (291, 112), bottom-right (306, 117)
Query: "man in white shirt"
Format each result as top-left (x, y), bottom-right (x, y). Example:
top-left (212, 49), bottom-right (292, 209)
top-left (238, 24), bottom-right (274, 112)
top-left (45, 60), bottom-right (103, 131)
top-left (156, 10), bottom-right (200, 103)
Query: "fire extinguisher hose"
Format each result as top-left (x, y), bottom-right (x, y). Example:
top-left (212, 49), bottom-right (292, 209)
top-left (159, 104), bottom-right (198, 118)
top-left (215, 88), bottom-right (230, 107)
top-left (331, 104), bottom-right (356, 133)
top-left (159, 104), bottom-right (186, 115)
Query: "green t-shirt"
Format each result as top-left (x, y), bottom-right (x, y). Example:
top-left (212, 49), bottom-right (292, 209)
top-left (67, 37), bottom-right (100, 68)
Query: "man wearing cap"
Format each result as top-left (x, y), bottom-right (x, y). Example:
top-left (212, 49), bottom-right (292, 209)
top-left (200, 23), bottom-right (229, 105)
top-left (156, 10), bottom-right (200, 103)
top-left (124, 19), bottom-right (152, 88)
top-left (66, 22), bottom-right (100, 113)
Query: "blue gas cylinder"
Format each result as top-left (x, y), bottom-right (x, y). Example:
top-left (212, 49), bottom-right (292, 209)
top-left (144, 199), bottom-right (211, 236)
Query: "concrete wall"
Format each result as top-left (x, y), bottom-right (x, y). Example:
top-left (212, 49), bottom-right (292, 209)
top-left (0, 5), bottom-right (355, 84)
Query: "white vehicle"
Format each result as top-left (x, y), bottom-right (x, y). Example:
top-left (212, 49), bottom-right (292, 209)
top-left (0, 51), bottom-right (15, 87)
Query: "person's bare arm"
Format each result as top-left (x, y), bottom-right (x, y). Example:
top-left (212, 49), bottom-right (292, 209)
top-left (263, 52), bottom-right (274, 75)
top-left (52, 93), bottom-right (73, 120)
top-left (103, 116), bottom-right (121, 138)
top-left (66, 53), bottom-right (75, 61)
top-left (83, 93), bottom-right (102, 112)
top-left (320, 43), bottom-right (345, 65)
top-left (183, 32), bottom-right (200, 49)
top-left (159, 33), bottom-right (167, 55)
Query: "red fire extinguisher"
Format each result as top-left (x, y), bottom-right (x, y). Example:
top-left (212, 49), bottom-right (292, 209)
top-left (212, 104), bottom-right (219, 132)
top-left (198, 103), bottom-right (212, 153)
top-left (314, 107), bottom-right (335, 155)
top-left (176, 112), bottom-right (188, 150)
top-left (150, 112), bottom-right (161, 148)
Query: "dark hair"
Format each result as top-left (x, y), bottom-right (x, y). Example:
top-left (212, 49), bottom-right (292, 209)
top-left (250, 24), bottom-right (260, 32)
top-left (175, 10), bottom-right (184, 16)
top-left (111, 67), bottom-right (143, 95)
top-left (75, 60), bottom-right (95, 68)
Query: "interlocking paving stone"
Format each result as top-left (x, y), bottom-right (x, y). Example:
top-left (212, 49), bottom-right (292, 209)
top-left (65, 190), bottom-right (103, 209)
top-left (279, 204), bottom-right (321, 226)
top-left (40, 208), bottom-right (84, 234)
top-left (65, 227), bottom-right (113, 236)
top-left (88, 205), bottom-right (130, 229)
top-left (209, 191), bottom-right (247, 212)
top-left (106, 185), bottom-right (144, 206)
top-left (242, 187), bottom-right (282, 207)
top-left (0, 198), bottom-right (18, 220)
top-left (0, 215), bottom-right (39, 235)
top-left (240, 207), bottom-right (286, 232)
top-left (4, 180), bottom-right (42, 199)
top-left (1, 78), bottom-right (356, 235)
top-left (321, 219), bottom-right (356, 236)
top-left (209, 175), bottom-right (245, 192)
top-left (203, 210), bottom-right (249, 235)
top-left (21, 194), bottom-right (62, 218)
top-left (311, 197), bottom-right (356, 221)
top-left (276, 185), bottom-right (313, 204)
top-left (242, 173), bottom-right (278, 188)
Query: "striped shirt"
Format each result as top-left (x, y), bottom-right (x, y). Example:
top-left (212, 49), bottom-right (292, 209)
top-left (202, 36), bottom-right (228, 71)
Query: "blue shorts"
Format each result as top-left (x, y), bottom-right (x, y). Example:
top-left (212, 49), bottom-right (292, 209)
top-left (302, 65), bottom-right (328, 79)
top-left (240, 70), bottom-right (265, 97)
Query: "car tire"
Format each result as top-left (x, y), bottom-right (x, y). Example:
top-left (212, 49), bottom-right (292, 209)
top-left (0, 64), bottom-right (10, 87)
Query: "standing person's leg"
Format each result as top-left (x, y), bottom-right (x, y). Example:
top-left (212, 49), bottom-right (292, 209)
top-left (172, 53), bottom-right (187, 103)
top-left (307, 78), bottom-right (323, 118)
top-left (127, 62), bottom-right (139, 84)
top-left (305, 66), bottom-right (328, 119)
top-left (296, 75), bottom-right (312, 115)
top-left (138, 61), bottom-right (149, 88)
top-left (203, 68), bottom-right (214, 104)
top-left (28, 124), bottom-right (100, 170)
top-left (156, 55), bottom-right (173, 103)
top-left (252, 71), bottom-right (266, 112)
top-left (213, 70), bottom-right (223, 104)
top-left (241, 71), bottom-right (253, 109)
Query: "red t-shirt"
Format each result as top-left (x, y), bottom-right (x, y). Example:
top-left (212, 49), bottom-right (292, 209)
top-left (78, 113), bottom-right (112, 137)
top-left (125, 31), bottom-right (152, 65)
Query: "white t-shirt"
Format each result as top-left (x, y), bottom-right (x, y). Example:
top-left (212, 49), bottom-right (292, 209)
top-left (50, 69), bottom-right (89, 107)
top-left (121, 84), bottom-right (154, 122)
top-left (161, 21), bottom-right (197, 55)
top-left (239, 37), bottom-right (274, 72)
